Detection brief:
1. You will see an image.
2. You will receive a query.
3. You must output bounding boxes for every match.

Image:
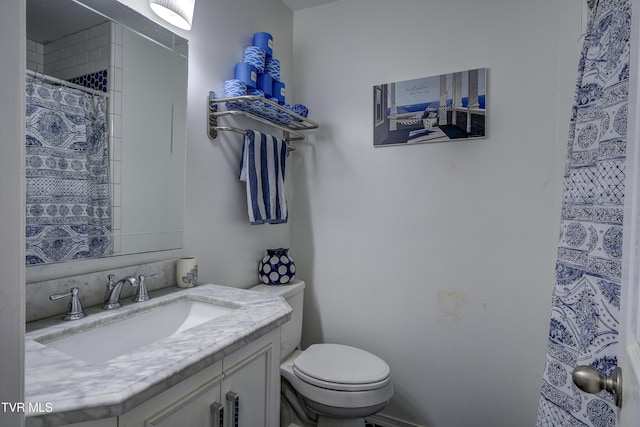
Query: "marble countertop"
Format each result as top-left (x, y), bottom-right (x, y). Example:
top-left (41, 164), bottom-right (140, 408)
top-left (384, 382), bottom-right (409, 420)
top-left (25, 284), bottom-right (291, 427)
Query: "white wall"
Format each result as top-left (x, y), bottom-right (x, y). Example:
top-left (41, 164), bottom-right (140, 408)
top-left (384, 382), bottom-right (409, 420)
top-left (289, 0), bottom-right (585, 425)
top-left (181, 0), bottom-right (295, 286)
top-left (0, 1), bottom-right (25, 426)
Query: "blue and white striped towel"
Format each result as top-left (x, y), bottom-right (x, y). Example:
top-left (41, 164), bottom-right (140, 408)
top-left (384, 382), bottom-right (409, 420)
top-left (239, 130), bottom-right (288, 225)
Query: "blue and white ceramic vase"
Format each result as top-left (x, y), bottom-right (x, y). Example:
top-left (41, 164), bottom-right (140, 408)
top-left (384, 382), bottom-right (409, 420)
top-left (258, 248), bottom-right (296, 285)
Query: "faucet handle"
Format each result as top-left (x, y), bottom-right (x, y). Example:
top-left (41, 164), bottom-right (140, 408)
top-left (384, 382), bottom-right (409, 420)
top-left (132, 274), bottom-right (158, 302)
top-left (104, 274), bottom-right (116, 300)
top-left (50, 287), bottom-right (87, 321)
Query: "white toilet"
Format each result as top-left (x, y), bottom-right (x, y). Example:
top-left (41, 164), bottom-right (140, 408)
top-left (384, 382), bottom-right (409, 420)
top-left (251, 280), bottom-right (393, 427)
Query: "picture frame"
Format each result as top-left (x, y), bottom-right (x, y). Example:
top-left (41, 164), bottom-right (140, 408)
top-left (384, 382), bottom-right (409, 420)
top-left (373, 68), bottom-right (487, 146)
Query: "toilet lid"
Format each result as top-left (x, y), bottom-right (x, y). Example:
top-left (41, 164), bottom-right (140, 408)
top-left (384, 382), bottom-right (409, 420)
top-left (293, 344), bottom-right (391, 392)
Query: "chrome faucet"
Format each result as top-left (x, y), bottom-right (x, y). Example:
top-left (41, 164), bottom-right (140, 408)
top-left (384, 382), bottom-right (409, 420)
top-left (132, 274), bottom-right (158, 302)
top-left (102, 274), bottom-right (139, 310)
top-left (50, 287), bottom-right (87, 321)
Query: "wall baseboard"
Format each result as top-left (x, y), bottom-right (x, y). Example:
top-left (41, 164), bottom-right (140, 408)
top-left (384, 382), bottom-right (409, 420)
top-left (366, 413), bottom-right (426, 427)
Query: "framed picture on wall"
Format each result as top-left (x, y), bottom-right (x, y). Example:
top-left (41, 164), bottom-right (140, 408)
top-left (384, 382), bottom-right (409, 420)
top-left (373, 68), bottom-right (487, 147)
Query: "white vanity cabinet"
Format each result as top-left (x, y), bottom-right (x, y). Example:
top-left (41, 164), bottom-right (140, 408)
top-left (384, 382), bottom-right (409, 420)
top-left (119, 329), bottom-right (280, 427)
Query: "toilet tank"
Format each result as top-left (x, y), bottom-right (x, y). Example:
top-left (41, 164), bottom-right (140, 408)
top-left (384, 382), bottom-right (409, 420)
top-left (250, 280), bottom-right (305, 361)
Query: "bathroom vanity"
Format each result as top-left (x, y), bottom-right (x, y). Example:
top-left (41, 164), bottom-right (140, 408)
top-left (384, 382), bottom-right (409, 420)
top-left (24, 284), bottom-right (291, 427)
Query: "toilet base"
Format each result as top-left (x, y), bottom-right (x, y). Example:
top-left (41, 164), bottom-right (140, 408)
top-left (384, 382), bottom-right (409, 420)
top-left (280, 415), bottom-right (366, 427)
top-left (281, 379), bottom-right (373, 427)
top-left (317, 416), bottom-right (365, 427)
top-left (281, 379), bottom-right (315, 427)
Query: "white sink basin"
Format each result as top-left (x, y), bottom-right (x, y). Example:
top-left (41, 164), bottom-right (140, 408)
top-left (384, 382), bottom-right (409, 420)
top-left (37, 298), bottom-right (236, 364)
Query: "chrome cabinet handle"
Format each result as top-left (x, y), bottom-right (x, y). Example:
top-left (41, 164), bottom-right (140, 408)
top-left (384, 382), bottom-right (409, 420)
top-left (210, 402), bottom-right (223, 427)
top-left (572, 366), bottom-right (623, 408)
top-left (226, 391), bottom-right (239, 427)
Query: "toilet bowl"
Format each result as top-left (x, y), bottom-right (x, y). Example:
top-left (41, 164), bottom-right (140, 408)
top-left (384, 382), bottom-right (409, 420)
top-left (282, 346), bottom-right (393, 425)
top-left (251, 280), bottom-right (393, 427)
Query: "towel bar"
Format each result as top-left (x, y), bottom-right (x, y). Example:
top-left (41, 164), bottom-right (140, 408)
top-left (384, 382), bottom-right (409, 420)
top-left (213, 124), bottom-right (297, 152)
top-left (207, 92), bottom-right (318, 147)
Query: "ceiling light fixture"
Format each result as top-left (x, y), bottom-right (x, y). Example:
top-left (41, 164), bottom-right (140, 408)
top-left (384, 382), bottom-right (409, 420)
top-left (149, 0), bottom-right (195, 30)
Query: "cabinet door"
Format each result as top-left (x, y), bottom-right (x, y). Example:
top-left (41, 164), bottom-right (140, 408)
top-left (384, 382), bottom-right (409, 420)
top-left (143, 382), bottom-right (222, 427)
top-left (221, 339), bottom-right (277, 427)
top-left (62, 419), bottom-right (117, 427)
top-left (119, 362), bottom-right (224, 427)
top-left (119, 329), bottom-right (280, 427)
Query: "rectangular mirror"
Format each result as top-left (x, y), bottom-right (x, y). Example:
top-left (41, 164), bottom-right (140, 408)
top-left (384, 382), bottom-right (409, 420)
top-left (25, 0), bottom-right (188, 265)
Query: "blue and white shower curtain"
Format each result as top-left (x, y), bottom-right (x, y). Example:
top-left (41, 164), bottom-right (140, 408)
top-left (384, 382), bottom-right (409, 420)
top-left (536, 0), bottom-right (630, 426)
top-left (25, 76), bottom-right (112, 264)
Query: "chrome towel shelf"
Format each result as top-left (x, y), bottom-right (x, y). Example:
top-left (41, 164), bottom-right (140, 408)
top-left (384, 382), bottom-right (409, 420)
top-left (207, 92), bottom-right (319, 145)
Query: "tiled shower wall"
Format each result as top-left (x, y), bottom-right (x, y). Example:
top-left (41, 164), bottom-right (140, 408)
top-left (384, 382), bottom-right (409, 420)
top-left (26, 39), bottom-right (44, 73)
top-left (42, 21), bottom-right (110, 80)
top-left (108, 22), bottom-right (124, 256)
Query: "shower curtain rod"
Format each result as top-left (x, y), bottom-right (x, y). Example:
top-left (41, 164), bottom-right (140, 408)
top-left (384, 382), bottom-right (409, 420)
top-left (26, 70), bottom-right (109, 99)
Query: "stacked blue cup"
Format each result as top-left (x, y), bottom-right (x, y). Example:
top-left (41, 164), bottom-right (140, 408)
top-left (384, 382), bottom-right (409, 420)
top-left (278, 103), bottom-right (292, 125)
top-left (226, 32), bottom-right (305, 119)
top-left (257, 73), bottom-right (273, 98)
top-left (253, 32), bottom-right (273, 57)
top-left (243, 46), bottom-right (265, 73)
top-left (291, 104), bottom-right (308, 118)
top-left (265, 57), bottom-right (281, 81)
top-left (234, 62), bottom-right (258, 89)
top-left (223, 79), bottom-right (247, 109)
top-left (273, 81), bottom-right (286, 105)
top-left (247, 89), bottom-right (265, 114)
top-left (224, 79), bottom-right (247, 97)
top-left (266, 97), bottom-right (280, 121)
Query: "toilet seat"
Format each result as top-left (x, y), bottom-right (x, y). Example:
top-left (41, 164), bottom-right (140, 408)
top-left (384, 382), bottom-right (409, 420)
top-left (293, 344), bottom-right (391, 392)
top-left (281, 349), bottom-right (394, 411)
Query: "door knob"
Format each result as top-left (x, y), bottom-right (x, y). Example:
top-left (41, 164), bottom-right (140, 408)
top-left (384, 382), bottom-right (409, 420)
top-left (572, 365), bottom-right (622, 408)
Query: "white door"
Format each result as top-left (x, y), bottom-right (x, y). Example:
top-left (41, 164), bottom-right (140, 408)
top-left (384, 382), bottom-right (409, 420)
top-left (619, 0), bottom-right (640, 423)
